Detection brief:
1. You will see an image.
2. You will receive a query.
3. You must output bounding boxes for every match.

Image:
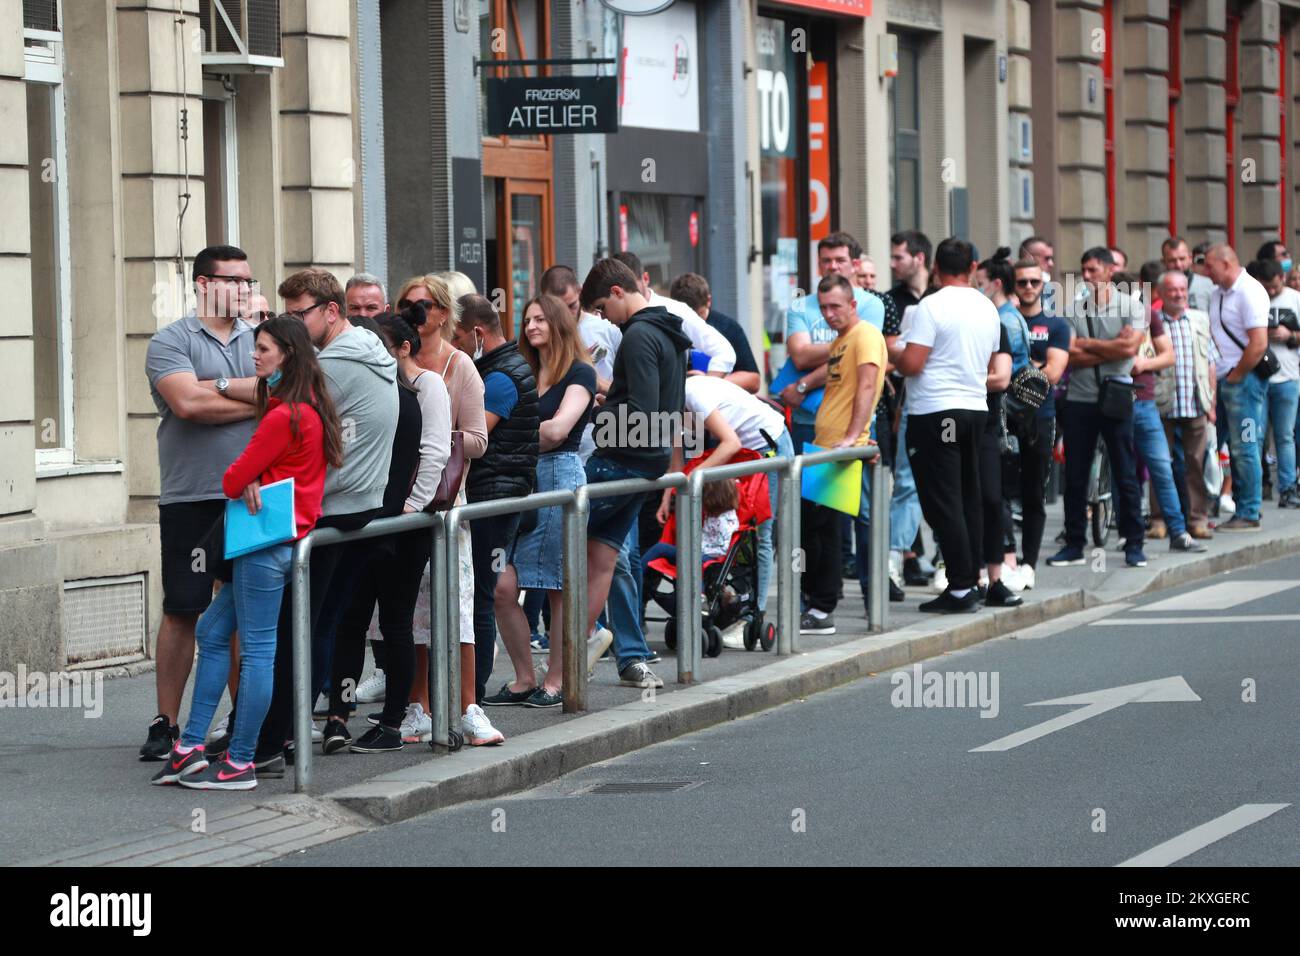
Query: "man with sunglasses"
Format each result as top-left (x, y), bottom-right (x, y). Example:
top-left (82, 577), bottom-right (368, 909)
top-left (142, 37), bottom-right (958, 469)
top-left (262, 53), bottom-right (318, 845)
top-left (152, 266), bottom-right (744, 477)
top-left (141, 245), bottom-right (261, 760)
top-left (1013, 258), bottom-right (1071, 583)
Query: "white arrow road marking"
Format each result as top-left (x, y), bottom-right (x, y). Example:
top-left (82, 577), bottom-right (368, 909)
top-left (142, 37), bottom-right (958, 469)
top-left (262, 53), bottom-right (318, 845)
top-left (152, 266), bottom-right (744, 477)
top-left (1091, 614), bottom-right (1300, 626)
top-left (970, 676), bottom-right (1200, 753)
top-left (1134, 580), bottom-right (1299, 612)
top-left (1117, 804), bottom-right (1291, 867)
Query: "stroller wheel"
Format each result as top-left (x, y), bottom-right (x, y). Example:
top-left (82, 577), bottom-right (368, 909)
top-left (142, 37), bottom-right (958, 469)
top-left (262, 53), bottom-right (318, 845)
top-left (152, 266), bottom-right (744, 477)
top-left (759, 620), bottom-right (776, 653)
top-left (705, 625), bottom-right (723, 658)
top-left (663, 619), bottom-right (677, 650)
top-left (742, 616), bottom-right (758, 652)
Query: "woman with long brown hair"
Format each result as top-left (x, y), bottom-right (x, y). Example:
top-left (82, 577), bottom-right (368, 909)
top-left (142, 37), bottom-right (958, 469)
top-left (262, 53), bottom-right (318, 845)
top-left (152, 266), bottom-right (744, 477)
top-left (154, 315), bottom-right (341, 790)
top-left (483, 293), bottom-right (596, 709)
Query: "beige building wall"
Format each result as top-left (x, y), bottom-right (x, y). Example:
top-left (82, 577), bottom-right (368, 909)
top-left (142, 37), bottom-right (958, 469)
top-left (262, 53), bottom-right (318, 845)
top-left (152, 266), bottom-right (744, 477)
top-left (1237, 0), bottom-right (1283, 251)
top-left (1055, 0), bottom-right (1107, 269)
top-left (1181, 0), bottom-right (1229, 247)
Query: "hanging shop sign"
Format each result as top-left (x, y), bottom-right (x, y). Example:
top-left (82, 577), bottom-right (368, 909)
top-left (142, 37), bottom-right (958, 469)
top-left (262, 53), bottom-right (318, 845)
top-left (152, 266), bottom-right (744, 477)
top-left (767, 0), bottom-right (871, 15)
top-left (599, 0), bottom-right (677, 15)
top-left (486, 76), bottom-right (620, 135)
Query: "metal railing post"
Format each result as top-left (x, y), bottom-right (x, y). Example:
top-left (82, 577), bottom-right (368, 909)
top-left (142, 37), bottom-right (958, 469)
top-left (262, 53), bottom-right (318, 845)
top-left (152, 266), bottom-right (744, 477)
top-left (429, 518), bottom-right (450, 751)
top-left (675, 469), bottom-right (703, 682)
top-left (562, 488), bottom-right (589, 712)
top-left (291, 536), bottom-right (314, 793)
top-left (867, 457), bottom-right (891, 633)
top-left (444, 506), bottom-right (464, 744)
top-left (779, 454), bottom-right (802, 655)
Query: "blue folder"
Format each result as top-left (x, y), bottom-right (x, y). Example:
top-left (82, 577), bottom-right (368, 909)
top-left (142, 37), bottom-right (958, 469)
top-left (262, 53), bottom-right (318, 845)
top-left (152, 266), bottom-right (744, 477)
top-left (770, 356), bottom-right (824, 414)
top-left (224, 477), bottom-right (296, 559)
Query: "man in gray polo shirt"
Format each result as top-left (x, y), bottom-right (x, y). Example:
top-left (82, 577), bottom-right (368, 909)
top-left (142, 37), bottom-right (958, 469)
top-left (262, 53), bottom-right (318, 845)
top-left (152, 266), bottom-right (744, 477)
top-left (141, 244), bottom-right (259, 760)
top-left (1048, 246), bottom-right (1148, 569)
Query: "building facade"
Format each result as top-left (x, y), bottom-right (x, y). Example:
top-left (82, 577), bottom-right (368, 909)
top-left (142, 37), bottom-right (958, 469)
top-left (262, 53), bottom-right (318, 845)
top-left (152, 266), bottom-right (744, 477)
top-left (3, 0), bottom-right (1298, 672)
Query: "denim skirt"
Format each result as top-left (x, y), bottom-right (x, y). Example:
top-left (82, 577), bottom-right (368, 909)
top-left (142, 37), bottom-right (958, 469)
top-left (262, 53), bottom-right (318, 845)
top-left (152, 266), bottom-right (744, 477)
top-left (512, 451), bottom-right (585, 590)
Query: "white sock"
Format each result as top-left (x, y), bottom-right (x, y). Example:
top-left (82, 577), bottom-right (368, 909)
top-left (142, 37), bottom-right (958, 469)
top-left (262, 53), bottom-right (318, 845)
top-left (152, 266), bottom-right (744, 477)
top-left (807, 607), bottom-right (828, 620)
top-left (950, 588), bottom-right (971, 598)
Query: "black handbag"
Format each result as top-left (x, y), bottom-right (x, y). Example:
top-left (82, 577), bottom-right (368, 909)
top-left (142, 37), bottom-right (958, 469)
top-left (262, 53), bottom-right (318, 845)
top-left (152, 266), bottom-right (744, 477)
top-left (1218, 315), bottom-right (1280, 381)
top-left (1084, 310), bottom-right (1136, 420)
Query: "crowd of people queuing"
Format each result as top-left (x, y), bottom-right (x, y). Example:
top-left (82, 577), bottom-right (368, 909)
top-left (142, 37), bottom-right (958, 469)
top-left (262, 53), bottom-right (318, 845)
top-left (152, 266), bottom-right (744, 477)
top-left (140, 222), bottom-right (1298, 788)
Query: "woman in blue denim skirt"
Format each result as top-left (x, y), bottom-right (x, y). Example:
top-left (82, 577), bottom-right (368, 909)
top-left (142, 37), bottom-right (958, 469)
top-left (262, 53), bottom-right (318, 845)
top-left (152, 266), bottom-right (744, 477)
top-left (484, 294), bottom-right (597, 709)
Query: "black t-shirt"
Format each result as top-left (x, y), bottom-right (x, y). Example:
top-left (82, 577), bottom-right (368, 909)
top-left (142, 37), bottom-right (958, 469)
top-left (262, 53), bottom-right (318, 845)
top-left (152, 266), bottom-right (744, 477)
top-left (986, 324), bottom-right (1012, 422)
top-left (870, 288), bottom-right (902, 337)
top-left (706, 310), bottom-right (760, 375)
top-left (888, 282), bottom-right (922, 324)
top-left (538, 361), bottom-right (597, 454)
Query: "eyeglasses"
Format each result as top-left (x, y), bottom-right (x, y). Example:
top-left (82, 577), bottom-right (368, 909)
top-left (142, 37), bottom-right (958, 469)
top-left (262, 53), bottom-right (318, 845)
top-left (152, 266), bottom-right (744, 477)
top-left (201, 274), bottom-right (257, 289)
top-left (1015, 279), bottom-right (1043, 287)
top-left (398, 298), bottom-right (436, 311)
top-left (287, 301), bottom-right (327, 321)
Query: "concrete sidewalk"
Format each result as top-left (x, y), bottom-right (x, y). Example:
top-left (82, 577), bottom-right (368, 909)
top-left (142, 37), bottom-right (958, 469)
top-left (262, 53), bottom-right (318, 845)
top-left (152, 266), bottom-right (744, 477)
top-left (8, 501), bottom-right (1300, 866)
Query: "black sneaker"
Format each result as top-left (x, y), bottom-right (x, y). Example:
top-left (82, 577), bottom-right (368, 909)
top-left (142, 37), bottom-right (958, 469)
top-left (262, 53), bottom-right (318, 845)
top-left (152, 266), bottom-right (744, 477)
top-left (522, 687), bottom-right (564, 708)
top-left (971, 584), bottom-right (988, 602)
top-left (179, 757), bottom-right (257, 791)
top-left (1046, 546), bottom-right (1086, 567)
top-left (139, 714), bottom-right (178, 762)
top-left (350, 724), bottom-right (403, 753)
top-left (321, 718), bottom-right (352, 755)
top-left (1279, 487), bottom-right (1300, 509)
top-left (643, 650), bottom-right (663, 664)
top-left (254, 753), bottom-right (285, 778)
top-left (841, 559), bottom-right (857, 579)
top-left (918, 590), bottom-right (980, 614)
top-left (204, 731), bottom-right (230, 761)
top-left (1170, 532), bottom-right (1207, 553)
top-left (903, 556), bottom-right (932, 586)
top-left (799, 611), bottom-right (836, 635)
top-left (889, 579), bottom-right (906, 602)
top-left (150, 745), bottom-right (209, 785)
top-left (480, 683), bottom-right (537, 706)
top-left (984, 579), bottom-right (1023, 608)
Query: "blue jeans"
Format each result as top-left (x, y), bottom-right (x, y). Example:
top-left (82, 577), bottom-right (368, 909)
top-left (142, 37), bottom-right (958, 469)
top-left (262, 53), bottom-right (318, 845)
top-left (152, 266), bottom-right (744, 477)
top-left (1266, 378), bottom-right (1299, 490)
top-left (181, 542), bottom-right (292, 764)
top-left (756, 428), bottom-right (794, 613)
top-left (609, 520), bottom-right (652, 670)
top-left (1132, 399), bottom-right (1187, 537)
top-left (889, 412), bottom-right (921, 552)
top-left (1219, 374), bottom-right (1268, 520)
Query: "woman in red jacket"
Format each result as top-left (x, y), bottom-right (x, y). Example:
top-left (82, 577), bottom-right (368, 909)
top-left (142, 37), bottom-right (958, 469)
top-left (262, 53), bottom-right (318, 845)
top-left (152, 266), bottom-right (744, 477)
top-left (153, 315), bottom-right (342, 790)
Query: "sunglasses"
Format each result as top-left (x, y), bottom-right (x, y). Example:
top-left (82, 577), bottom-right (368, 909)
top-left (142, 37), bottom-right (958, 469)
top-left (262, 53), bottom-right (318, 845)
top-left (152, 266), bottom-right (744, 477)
top-left (398, 298), bottom-right (436, 311)
top-left (1015, 278), bottom-right (1043, 287)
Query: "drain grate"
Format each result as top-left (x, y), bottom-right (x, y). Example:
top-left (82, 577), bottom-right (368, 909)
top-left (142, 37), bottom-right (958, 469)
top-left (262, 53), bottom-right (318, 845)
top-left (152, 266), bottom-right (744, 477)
top-left (584, 781), bottom-right (701, 795)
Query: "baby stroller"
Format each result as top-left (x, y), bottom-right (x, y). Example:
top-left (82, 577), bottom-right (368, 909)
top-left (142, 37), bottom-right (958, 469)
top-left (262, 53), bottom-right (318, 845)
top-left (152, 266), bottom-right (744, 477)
top-left (643, 448), bottom-right (776, 657)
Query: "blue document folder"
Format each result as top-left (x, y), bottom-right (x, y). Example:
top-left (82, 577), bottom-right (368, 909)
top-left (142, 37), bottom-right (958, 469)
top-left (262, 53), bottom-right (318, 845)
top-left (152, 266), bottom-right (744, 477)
top-left (224, 477), bottom-right (296, 559)
top-left (770, 356), bottom-right (824, 415)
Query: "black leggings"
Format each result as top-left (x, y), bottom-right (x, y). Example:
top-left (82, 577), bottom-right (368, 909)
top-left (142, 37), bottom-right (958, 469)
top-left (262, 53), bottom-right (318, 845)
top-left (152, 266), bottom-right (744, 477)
top-left (980, 409), bottom-right (1005, 567)
top-left (331, 532), bottom-right (430, 729)
top-left (1015, 417), bottom-right (1055, 567)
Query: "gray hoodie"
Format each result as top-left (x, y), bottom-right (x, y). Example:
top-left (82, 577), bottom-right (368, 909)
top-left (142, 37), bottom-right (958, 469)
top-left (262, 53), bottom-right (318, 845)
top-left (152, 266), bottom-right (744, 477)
top-left (318, 325), bottom-right (399, 516)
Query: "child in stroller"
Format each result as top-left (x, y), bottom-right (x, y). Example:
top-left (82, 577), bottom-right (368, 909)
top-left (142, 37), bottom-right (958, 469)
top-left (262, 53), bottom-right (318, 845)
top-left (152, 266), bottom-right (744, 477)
top-left (641, 449), bottom-right (776, 657)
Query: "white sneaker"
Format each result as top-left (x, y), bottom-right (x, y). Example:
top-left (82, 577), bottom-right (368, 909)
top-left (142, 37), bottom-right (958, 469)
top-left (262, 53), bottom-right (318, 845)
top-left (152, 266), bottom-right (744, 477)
top-left (888, 550), bottom-right (905, 589)
top-left (399, 703), bottom-right (432, 743)
top-left (355, 669), bottom-right (386, 703)
top-left (932, 564), bottom-right (948, 593)
top-left (462, 704), bottom-right (505, 746)
top-left (587, 627), bottom-right (613, 676)
top-left (1018, 564), bottom-right (1035, 590)
top-left (1000, 563), bottom-right (1027, 592)
top-left (311, 725), bottom-right (323, 742)
top-left (204, 714), bottom-right (229, 746)
top-left (1219, 494), bottom-right (1236, 515)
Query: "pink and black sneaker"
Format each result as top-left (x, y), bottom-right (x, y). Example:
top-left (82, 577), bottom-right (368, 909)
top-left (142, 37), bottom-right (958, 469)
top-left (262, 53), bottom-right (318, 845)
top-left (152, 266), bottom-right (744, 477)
top-left (150, 745), bottom-right (209, 786)
top-left (179, 757), bottom-right (257, 791)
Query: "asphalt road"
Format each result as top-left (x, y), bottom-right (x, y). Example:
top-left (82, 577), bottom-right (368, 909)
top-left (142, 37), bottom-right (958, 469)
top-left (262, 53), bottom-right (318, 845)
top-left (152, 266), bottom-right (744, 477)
top-left (271, 555), bottom-right (1300, 867)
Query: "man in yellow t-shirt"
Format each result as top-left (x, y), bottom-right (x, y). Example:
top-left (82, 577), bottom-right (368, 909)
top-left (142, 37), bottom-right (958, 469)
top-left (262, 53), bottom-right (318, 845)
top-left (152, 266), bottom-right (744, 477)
top-left (800, 273), bottom-right (886, 636)
top-left (815, 277), bottom-right (887, 448)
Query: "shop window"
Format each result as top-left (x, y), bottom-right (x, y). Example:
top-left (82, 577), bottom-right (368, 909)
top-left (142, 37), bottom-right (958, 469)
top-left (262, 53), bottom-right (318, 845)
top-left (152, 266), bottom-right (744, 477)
top-left (202, 79), bottom-right (240, 248)
top-left (888, 31), bottom-right (921, 233)
top-left (26, 3), bottom-right (73, 466)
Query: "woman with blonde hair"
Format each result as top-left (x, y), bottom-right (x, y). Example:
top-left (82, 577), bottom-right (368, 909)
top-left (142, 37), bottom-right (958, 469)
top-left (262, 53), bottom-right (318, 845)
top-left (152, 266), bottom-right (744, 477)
top-left (482, 293), bottom-right (596, 709)
top-left (363, 272), bottom-right (500, 746)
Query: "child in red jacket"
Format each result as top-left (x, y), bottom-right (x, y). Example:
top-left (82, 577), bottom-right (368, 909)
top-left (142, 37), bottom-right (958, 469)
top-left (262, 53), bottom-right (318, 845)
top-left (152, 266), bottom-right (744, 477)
top-left (153, 315), bottom-right (343, 790)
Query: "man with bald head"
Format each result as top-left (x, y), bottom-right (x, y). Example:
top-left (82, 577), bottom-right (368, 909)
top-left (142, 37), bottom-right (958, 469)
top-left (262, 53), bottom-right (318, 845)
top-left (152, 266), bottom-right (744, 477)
top-left (1206, 244), bottom-right (1271, 529)
top-left (1157, 270), bottom-right (1218, 538)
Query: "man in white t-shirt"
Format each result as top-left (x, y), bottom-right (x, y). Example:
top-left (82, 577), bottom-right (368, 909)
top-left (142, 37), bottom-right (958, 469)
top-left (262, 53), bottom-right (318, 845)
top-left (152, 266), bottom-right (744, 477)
top-left (889, 238), bottom-right (1001, 614)
top-left (1247, 258), bottom-right (1300, 509)
top-left (1207, 244), bottom-right (1271, 528)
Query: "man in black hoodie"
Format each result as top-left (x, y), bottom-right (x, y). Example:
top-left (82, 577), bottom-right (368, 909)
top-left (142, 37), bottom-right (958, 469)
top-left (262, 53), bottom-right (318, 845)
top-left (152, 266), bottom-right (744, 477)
top-left (582, 259), bottom-right (691, 688)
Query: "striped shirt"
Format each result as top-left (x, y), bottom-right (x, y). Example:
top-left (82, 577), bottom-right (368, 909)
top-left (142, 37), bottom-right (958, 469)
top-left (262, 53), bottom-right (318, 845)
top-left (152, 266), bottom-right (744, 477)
top-left (1162, 309), bottom-right (1204, 418)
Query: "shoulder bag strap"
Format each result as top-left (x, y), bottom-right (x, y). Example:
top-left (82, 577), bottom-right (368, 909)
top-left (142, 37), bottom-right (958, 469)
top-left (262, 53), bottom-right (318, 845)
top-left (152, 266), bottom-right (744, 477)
top-left (1083, 307), bottom-right (1104, 394)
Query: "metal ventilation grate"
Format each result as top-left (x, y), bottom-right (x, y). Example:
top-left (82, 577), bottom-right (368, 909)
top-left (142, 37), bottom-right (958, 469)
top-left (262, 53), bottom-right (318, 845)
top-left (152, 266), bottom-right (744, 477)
top-left (23, 0), bottom-right (58, 32)
top-left (247, 0), bottom-right (282, 58)
top-left (63, 575), bottom-right (147, 666)
top-left (585, 781), bottom-right (701, 795)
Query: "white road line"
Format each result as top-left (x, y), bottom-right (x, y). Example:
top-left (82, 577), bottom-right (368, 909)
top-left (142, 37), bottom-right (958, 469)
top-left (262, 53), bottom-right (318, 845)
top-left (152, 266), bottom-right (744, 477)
top-left (1091, 614), bottom-right (1300, 626)
top-left (1134, 580), bottom-right (1299, 612)
top-left (1117, 804), bottom-right (1291, 867)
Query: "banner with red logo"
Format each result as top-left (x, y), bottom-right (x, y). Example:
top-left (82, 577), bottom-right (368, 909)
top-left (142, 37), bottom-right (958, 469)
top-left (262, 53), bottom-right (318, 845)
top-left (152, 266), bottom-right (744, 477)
top-left (766, 0), bottom-right (870, 17)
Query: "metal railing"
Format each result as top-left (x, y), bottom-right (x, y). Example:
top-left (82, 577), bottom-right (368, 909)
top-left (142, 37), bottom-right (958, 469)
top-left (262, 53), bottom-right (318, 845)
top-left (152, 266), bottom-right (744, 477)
top-left (287, 444), bottom-right (886, 792)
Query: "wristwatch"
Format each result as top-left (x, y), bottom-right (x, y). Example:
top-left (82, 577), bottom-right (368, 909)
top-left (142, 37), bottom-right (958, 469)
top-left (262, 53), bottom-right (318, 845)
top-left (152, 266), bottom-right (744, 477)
top-left (215, 377), bottom-right (230, 395)
top-left (795, 380), bottom-right (808, 395)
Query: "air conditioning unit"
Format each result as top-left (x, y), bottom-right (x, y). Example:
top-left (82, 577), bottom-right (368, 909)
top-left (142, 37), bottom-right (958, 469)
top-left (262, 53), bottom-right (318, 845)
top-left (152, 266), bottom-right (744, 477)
top-left (197, 0), bottom-right (284, 72)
